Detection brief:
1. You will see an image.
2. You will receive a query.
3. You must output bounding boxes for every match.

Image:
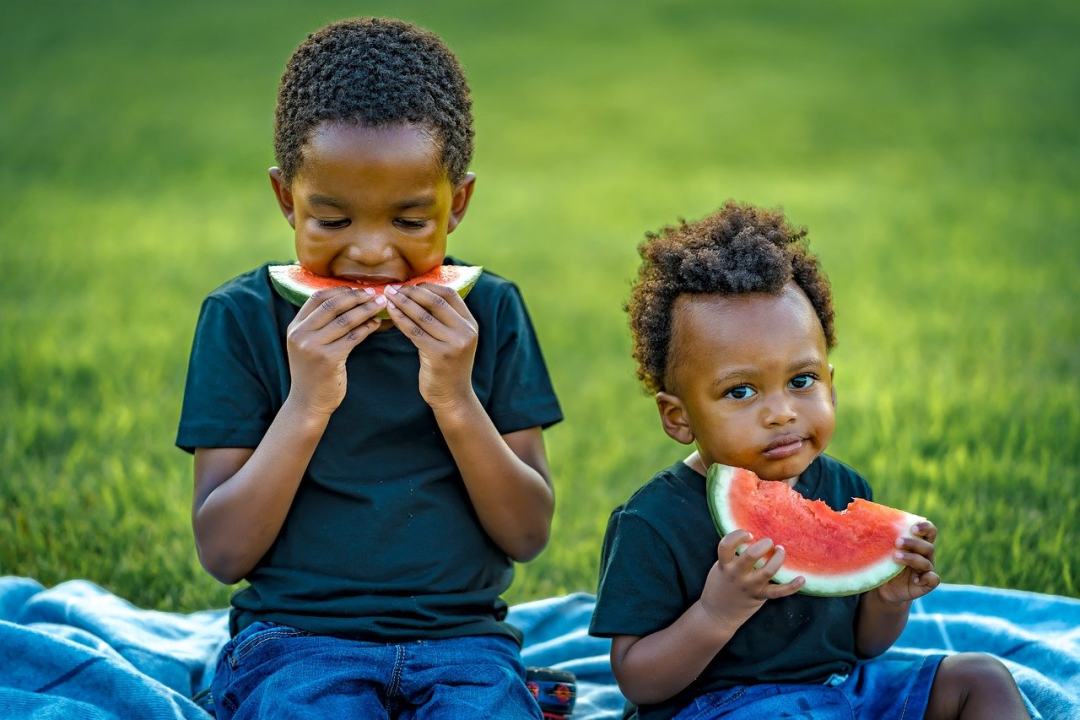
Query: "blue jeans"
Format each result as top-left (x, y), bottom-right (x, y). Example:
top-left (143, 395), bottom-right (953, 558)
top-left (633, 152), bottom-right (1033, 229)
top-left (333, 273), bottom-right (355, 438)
top-left (672, 654), bottom-right (945, 720)
top-left (210, 621), bottom-right (541, 719)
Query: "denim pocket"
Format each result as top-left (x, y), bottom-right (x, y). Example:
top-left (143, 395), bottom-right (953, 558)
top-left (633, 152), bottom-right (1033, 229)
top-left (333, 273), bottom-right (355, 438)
top-left (228, 622), bottom-right (315, 669)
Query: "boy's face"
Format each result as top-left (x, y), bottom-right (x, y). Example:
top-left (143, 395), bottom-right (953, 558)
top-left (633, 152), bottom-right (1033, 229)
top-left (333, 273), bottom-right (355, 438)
top-left (657, 284), bottom-right (835, 484)
top-left (269, 121), bottom-right (475, 283)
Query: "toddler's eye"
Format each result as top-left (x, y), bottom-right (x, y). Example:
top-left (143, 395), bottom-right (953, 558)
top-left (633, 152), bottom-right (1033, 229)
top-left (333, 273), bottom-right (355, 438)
top-left (318, 218), bottom-right (350, 229)
top-left (395, 218), bottom-right (427, 230)
top-left (790, 374), bottom-right (817, 390)
top-left (725, 385), bottom-right (757, 400)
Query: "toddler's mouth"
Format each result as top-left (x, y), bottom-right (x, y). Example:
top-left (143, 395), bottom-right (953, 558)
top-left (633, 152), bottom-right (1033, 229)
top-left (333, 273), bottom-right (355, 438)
top-left (761, 435), bottom-right (807, 460)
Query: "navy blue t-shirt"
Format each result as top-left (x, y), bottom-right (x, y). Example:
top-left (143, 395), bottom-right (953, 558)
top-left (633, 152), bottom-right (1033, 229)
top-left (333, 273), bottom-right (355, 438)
top-left (177, 258), bottom-right (562, 641)
top-left (589, 455), bottom-right (872, 720)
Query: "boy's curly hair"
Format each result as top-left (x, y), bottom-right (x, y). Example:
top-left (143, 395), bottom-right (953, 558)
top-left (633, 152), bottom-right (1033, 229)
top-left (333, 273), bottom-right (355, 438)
top-left (274, 17), bottom-right (473, 184)
top-left (627, 201), bottom-right (836, 394)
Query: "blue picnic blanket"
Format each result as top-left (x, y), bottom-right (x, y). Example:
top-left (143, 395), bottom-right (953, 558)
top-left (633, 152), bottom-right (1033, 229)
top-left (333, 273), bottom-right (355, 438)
top-left (0, 577), bottom-right (1076, 719)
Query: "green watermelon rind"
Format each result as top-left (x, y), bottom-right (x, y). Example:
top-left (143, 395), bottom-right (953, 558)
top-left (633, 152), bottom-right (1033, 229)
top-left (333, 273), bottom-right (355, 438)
top-left (706, 463), bottom-right (925, 597)
top-left (267, 264), bottom-right (483, 319)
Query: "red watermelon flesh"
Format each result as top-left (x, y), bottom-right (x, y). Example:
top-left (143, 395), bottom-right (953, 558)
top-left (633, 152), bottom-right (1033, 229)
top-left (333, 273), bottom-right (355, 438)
top-left (706, 463), bottom-right (925, 596)
top-left (268, 263), bottom-right (483, 314)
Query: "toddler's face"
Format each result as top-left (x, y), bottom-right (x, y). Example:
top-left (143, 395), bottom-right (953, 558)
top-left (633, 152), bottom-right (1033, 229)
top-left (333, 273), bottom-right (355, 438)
top-left (270, 121), bottom-right (473, 284)
top-left (662, 284), bottom-right (835, 484)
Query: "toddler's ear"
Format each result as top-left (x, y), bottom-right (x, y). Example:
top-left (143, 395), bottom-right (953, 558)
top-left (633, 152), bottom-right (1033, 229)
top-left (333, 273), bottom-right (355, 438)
top-left (829, 364), bottom-right (836, 408)
top-left (656, 391), bottom-right (694, 445)
top-left (268, 167), bottom-right (296, 228)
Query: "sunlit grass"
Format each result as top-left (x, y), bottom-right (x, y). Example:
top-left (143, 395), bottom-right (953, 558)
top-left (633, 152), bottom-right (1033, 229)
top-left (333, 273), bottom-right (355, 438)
top-left (1, 0), bottom-right (1077, 611)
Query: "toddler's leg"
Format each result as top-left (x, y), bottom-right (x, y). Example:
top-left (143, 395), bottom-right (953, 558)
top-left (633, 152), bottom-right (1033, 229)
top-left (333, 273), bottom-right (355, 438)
top-left (924, 653), bottom-right (1028, 720)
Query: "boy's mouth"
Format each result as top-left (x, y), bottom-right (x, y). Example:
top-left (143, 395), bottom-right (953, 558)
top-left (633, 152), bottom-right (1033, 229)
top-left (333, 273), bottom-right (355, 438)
top-left (761, 435), bottom-right (807, 459)
top-left (337, 272), bottom-right (402, 285)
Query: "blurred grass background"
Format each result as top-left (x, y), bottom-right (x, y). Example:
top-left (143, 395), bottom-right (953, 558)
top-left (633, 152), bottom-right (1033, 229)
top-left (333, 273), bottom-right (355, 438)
top-left (1, 0), bottom-right (1077, 611)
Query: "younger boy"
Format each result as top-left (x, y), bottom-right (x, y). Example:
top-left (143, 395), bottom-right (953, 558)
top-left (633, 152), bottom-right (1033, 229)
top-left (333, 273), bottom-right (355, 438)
top-left (589, 201), bottom-right (1029, 719)
top-left (177, 18), bottom-right (561, 718)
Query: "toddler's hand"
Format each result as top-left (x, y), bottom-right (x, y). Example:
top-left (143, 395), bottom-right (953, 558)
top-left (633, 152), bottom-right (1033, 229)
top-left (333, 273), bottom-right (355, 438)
top-left (285, 287), bottom-right (385, 417)
top-left (700, 529), bottom-right (805, 628)
top-left (385, 283), bottom-right (478, 412)
top-left (875, 520), bottom-right (940, 604)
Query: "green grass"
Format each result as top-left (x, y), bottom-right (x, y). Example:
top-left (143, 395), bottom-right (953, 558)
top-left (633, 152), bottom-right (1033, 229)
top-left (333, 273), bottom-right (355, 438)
top-left (1, 0), bottom-right (1077, 611)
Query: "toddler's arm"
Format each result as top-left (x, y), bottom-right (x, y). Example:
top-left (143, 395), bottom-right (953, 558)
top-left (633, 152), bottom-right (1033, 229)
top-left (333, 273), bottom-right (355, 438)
top-left (611, 531), bottom-right (803, 706)
top-left (855, 520), bottom-right (939, 657)
top-left (192, 288), bottom-right (384, 583)
top-left (386, 283), bottom-right (553, 561)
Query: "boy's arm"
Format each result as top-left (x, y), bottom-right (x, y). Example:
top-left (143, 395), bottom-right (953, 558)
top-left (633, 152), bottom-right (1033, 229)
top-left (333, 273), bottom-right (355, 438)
top-left (386, 283), bottom-right (554, 561)
top-left (612, 532), bottom-right (803, 706)
top-left (855, 520), bottom-right (940, 657)
top-left (192, 288), bottom-right (385, 584)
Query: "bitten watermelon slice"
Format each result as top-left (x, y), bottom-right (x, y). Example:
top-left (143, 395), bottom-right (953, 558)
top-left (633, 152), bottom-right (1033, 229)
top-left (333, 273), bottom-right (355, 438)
top-left (706, 463), bottom-right (925, 597)
top-left (268, 263), bottom-right (483, 315)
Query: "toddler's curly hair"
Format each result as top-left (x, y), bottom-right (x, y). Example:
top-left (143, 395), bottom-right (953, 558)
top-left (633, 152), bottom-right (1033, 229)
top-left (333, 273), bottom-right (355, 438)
top-left (627, 201), bottom-right (836, 393)
top-left (274, 17), bottom-right (473, 184)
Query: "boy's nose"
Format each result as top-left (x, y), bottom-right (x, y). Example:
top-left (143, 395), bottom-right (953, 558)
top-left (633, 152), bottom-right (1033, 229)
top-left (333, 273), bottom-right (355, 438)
top-left (343, 232), bottom-right (394, 266)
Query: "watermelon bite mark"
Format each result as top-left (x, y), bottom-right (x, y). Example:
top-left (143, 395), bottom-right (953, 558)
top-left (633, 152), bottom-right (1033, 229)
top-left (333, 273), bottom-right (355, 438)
top-left (706, 464), bottom-right (925, 597)
top-left (268, 263), bottom-right (483, 317)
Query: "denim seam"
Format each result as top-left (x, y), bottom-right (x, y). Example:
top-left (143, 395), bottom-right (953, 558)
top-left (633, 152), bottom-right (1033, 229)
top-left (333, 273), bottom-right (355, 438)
top-left (231, 629), bottom-right (312, 667)
top-left (387, 644), bottom-right (406, 699)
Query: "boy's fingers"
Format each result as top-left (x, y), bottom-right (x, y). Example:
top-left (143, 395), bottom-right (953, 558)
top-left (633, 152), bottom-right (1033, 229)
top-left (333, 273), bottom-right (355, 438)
top-left (421, 283), bottom-right (477, 328)
top-left (296, 288), bottom-right (376, 331)
top-left (316, 298), bottom-right (386, 344)
top-left (913, 521), bottom-right (937, 544)
top-left (385, 287), bottom-right (454, 342)
top-left (386, 300), bottom-right (440, 349)
top-left (399, 284), bottom-right (471, 330)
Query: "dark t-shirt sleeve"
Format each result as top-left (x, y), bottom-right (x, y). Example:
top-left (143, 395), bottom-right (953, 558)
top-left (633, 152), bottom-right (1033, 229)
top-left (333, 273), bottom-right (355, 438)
top-left (175, 295), bottom-right (273, 453)
top-left (590, 509), bottom-right (685, 638)
top-left (485, 283), bottom-right (562, 433)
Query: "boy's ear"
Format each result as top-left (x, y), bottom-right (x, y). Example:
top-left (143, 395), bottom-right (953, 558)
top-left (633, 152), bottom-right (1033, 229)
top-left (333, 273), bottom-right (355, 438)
top-left (829, 363), bottom-right (837, 407)
top-left (656, 391), bottom-right (695, 445)
top-left (446, 172), bottom-right (476, 234)
top-left (268, 167), bottom-right (296, 229)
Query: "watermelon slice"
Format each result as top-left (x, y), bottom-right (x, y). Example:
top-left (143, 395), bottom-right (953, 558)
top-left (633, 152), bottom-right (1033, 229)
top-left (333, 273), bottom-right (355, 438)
top-left (706, 463), bottom-right (925, 597)
top-left (269, 263), bottom-right (482, 316)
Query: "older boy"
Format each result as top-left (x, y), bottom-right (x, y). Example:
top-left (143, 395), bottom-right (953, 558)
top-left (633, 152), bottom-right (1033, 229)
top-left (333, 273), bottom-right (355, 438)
top-left (178, 18), bottom-right (561, 718)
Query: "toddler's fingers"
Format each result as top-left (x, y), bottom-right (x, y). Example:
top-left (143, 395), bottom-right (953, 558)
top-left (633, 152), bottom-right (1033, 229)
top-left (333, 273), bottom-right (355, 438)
top-left (896, 536), bottom-right (935, 561)
top-left (894, 549), bottom-right (934, 574)
top-left (764, 576), bottom-right (805, 600)
top-left (756, 544), bottom-right (788, 580)
top-left (913, 571), bottom-right (941, 591)
top-left (735, 537), bottom-right (774, 572)
top-left (326, 316), bottom-right (383, 353)
top-left (717, 530), bottom-right (752, 565)
top-left (912, 520), bottom-right (937, 544)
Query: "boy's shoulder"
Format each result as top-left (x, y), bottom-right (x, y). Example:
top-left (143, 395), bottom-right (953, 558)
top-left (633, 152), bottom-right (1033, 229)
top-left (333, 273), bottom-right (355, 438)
top-left (200, 263), bottom-right (280, 313)
top-left (613, 460), bottom-right (706, 527)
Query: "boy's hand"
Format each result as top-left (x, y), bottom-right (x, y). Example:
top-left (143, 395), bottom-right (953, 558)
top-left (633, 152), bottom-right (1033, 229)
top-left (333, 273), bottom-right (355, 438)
top-left (285, 287), bottom-right (385, 417)
top-left (385, 283), bottom-right (479, 412)
top-left (875, 520), bottom-right (940, 604)
top-left (700, 530), bottom-right (805, 628)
